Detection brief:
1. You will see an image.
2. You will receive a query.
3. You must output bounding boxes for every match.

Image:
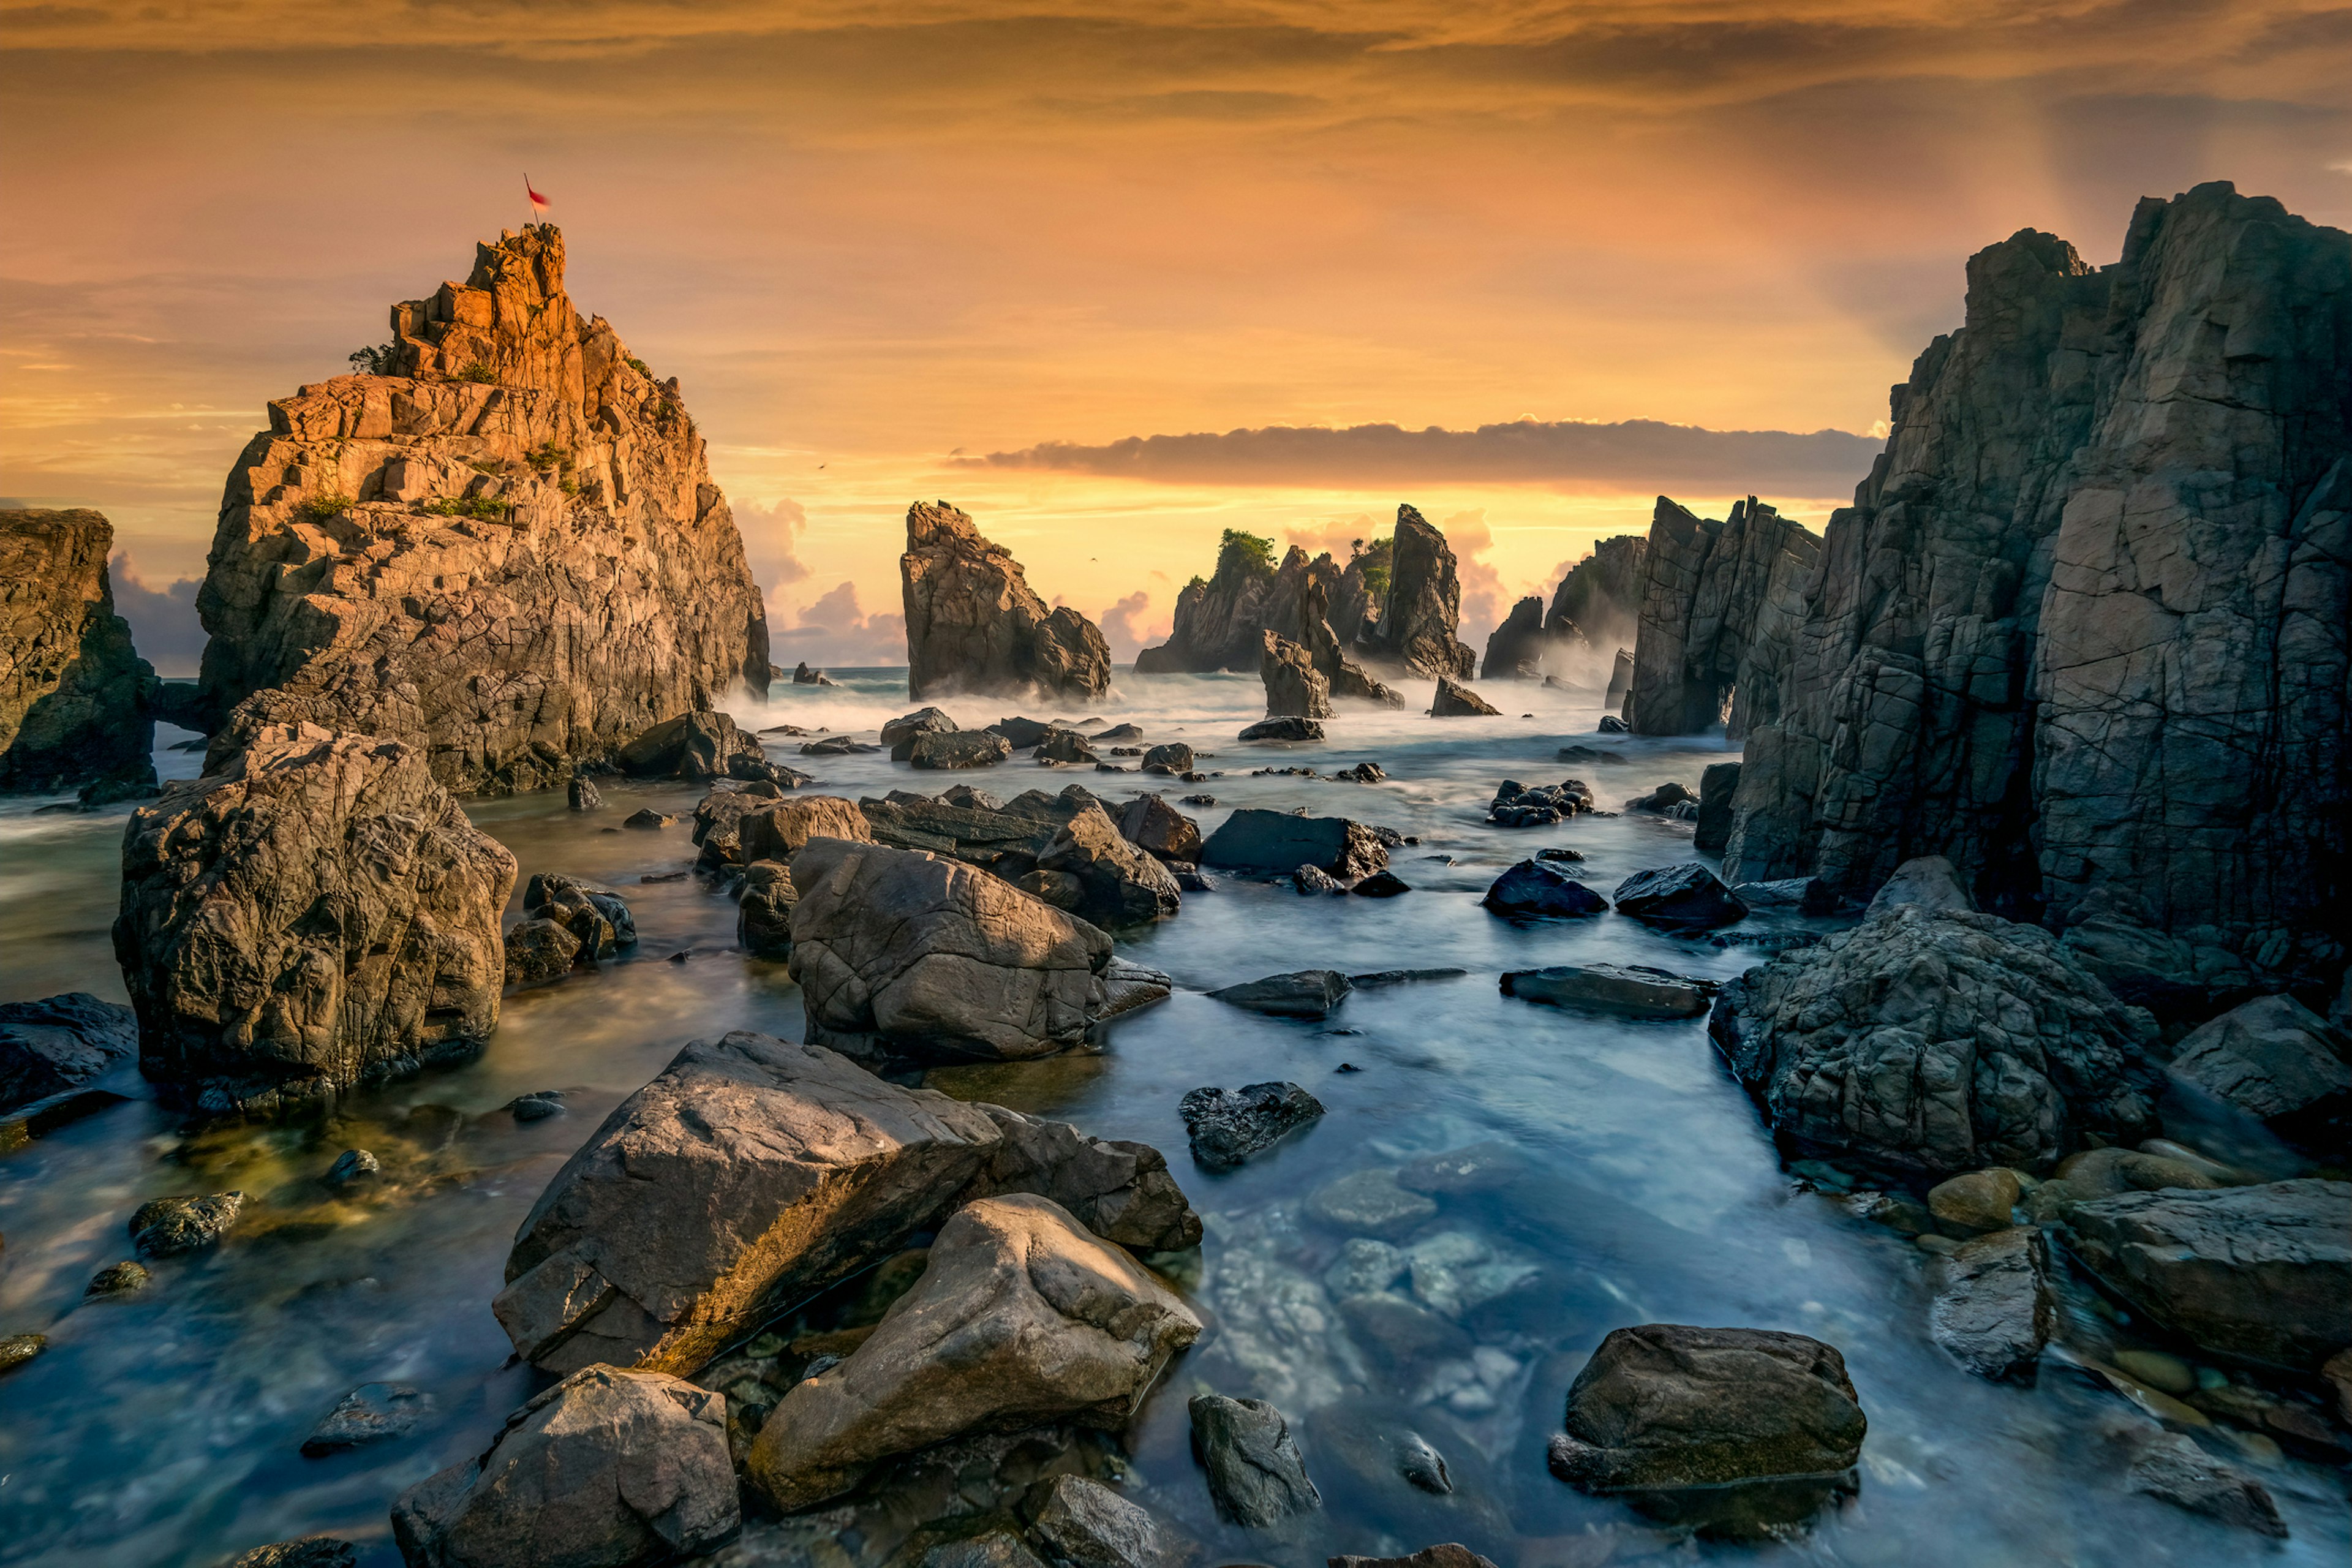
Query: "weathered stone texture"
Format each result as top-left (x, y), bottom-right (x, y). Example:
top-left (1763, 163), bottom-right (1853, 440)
top-left (902, 502), bottom-right (1109, 703)
top-left (0, 509), bottom-right (155, 795)
top-left (1623, 496), bottom-right (1820, 737)
top-left (115, 723), bottom-right (514, 1115)
top-left (1726, 185), bottom-right (2352, 971)
top-left (195, 227), bottom-right (773, 795)
top-left (1366, 506), bottom-right (1475, 679)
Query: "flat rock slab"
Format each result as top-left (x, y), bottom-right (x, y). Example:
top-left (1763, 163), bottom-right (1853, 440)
top-left (2059, 1178), bottom-right (2351, 1369)
top-left (2126, 1432), bottom-right (2287, 1537)
top-left (1200, 808), bottom-right (1385, 878)
top-left (1308, 1169), bottom-right (1438, 1237)
top-left (1208, 970), bottom-right (1353, 1019)
top-left (0, 992), bottom-right (136, 1116)
top-left (1501, 964), bottom-right (1708, 1018)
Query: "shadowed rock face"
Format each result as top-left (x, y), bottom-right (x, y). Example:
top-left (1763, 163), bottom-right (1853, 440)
top-left (1137, 535), bottom-right (1384, 674)
top-left (1548, 535), bottom-right (1648, 654)
top-left (195, 226), bottom-right (773, 796)
top-left (902, 501), bottom-right (1109, 703)
top-left (1727, 184), bottom-right (2352, 967)
top-left (1623, 495), bottom-right (1820, 737)
top-left (1367, 506), bottom-right (1475, 679)
top-left (1260, 630), bottom-right (1332, 718)
top-left (114, 723), bottom-right (515, 1117)
top-left (1, 509), bottom-right (155, 796)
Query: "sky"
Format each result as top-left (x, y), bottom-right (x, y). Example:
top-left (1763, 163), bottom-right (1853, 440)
top-left (3, 2), bottom-right (2348, 670)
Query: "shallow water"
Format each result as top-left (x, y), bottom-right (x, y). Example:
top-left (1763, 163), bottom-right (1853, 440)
top-left (0, 674), bottom-right (2340, 1567)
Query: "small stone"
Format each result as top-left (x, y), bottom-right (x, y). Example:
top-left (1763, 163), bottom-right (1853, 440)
top-left (1307, 1169), bottom-right (1438, 1237)
top-left (1294, 864), bottom-right (1346, 895)
top-left (302, 1382), bottom-right (433, 1455)
top-left (919, 1532), bottom-right (1049, 1568)
top-left (0, 1333), bottom-right (45, 1374)
top-left (1914, 1233), bottom-right (1963, 1255)
top-left (1534, 846), bottom-right (1585, 861)
top-left (2113, 1348), bottom-right (2198, 1396)
top-left (508, 1093), bottom-right (566, 1121)
top-left (129, 1193), bottom-right (244, 1257)
top-left (567, 778), bottom-right (601, 811)
top-left (2126, 1431), bottom-right (2287, 1536)
top-left (84, 1260), bottom-right (151, 1298)
top-left (1927, 1168), bottom-right (2022, 1234)
top-left (227, 1540), bottom-right (359, 1568)
top-left (1351, 869), bottom-right (1411, 897)
top-left (1336, 1061), bottom-right (1360, 1072)
top-left (622, 808), bottom-right (673, 828)
top-left (1022, 1474), bottom-right (1180, 1568)
top-left (1324, 1238), bottom-right (1408, 1298)
top-left (1395, 1431), bottom-right (1452, 1494)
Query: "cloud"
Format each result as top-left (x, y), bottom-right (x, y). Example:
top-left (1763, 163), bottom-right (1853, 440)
top-left (1096, 589), bottom-right (1158, 661)
top-left (1283, 515), bottom-right (1379, 562)
top-left (735, 497), bottom-right (813, 608)
top-left (962, 417), bottom-right (1882, 497)
top-left (110, 550), bottom-right (205, 676)
top-left (772, 579), bottom-right (907, 667)
top-left (1439, 508), bottom-right (1515, 654)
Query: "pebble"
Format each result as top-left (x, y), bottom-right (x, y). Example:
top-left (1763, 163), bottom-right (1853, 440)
top-left (1335, 1062), bottom-right (1361, 1072)
top-left (622, 809), bottom-right (674, 829)
top-left (324, 1148), bottom-right (380, 1187)
top-left (84, 1261), bottom-right (151, 1298)
top-left (509, 1093), bottom-right (567, 1122)
top-left (0, 1333), bottom-right (44, 1373)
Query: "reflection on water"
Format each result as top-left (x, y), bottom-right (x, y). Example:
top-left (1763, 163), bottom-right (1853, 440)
top-left (1, 673), bottom-right (2343, 1567)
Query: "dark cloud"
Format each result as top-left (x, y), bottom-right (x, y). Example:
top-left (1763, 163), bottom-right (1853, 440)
top-left (964, 417), bottom-right (1880, 497)
top-left (775, 579), bottom-right (907, 666)
top-left (110, 551), bottom-right (205, 676)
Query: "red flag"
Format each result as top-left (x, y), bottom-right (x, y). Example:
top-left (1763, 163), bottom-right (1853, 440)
top-left (525, 175), bottom-right (551, 213)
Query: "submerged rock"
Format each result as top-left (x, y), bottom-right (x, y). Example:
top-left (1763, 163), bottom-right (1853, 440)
top-left (2057, 1178), bottom-right (2351, 1369)
top-left (130, 1193), bottom-right (244, 1257)
top-left (1709, 904), bottom-right (2163, 1172)
top-left (2125, 1432), bottom-right (2288, 1537)
top-left (228, 1542), bottom-right (356, 1568)
top-left (1926, 1227), bottom-right (2052, 1380)
top-left (789, 837), bottom-right (1112, 1063)
top-left (1501, 964), bottom-right (1708, 1018)
top-left (0, 993), bottom-right (137, 1117)
top-left (301, 1382), bottom-right (432, 1456)
top-left (1548, 1324), bottom-right (1866, 1533)
top-left (902, 501), bottom-right (1111, 703)
top-left (1189, 1393), bottom-right (1321, 1526)
top-left (1482, 861), bottom-right (1607, 918)
top-left (1329, 1549), bottom-right (1495, 1568)
top-left (1200, 809), bottom-right (1387, 878)
top-left (1308, 1169), bottom-right (1437, 1237)
top-left (1179, 1082), bottom-right (1326, 1169)
top-left (116, 724), bottom-right (515, 1115)
top-left (1208, 970), bottom-right (1352, 1020)
top-left (391, 1365), bottom-right (737, 1568)
top-left (747, 1195), bottom-right (1200, 1511)
top-left (0, 508), bottom-right (155, 797)
top-left (84, 1261), bottom-right (151, 1299)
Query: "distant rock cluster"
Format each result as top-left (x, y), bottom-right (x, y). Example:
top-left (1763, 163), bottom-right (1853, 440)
top-left (0, 508), bottom-right (156, 801)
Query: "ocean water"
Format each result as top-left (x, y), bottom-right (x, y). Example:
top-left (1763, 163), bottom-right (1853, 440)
top-left (0, 671), bottom-right (2341, 1567)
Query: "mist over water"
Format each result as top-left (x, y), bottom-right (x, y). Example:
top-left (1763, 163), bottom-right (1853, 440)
top-left (1, 672), bottom-right (2343, 1567)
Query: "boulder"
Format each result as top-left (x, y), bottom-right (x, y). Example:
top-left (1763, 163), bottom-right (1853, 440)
top-left (912, 729), bottom-right (1016, 770)
top-left (1238, 715), bottom-right (1324, 742)
top-left (1293, 865), bottom-right (1345, 895)
top-left (0, 508), bottom-right (156, 796)
top-left (0, 993), bottom-right (137, 1116)
top-left (568, 777), bottom-right (601, 810)
top-left (1694, 761), bottom-right (1740, 854)
top-left (883, 705), bottom-right (959, 760)
top-left (1547, 1324), bottom-right (1865, 1529)
top-left (1351, 870), bottom-right (1410, 897)
top-left (902, 502), bottom-right (1110, 702)
top-left (1032, 804), bottom-right (1182, 926)
top-left (1099, 957), bottom-right (1175, 1022)
top-left (2053, 889), bottom-right (2255, 1024)
top-left (1208, 970), bottom-right (1352, 1020)
top-left (130, 1193), bottom-right (244, 1257)
top-left (2125, 1433), bottom-right (2287, 1537)
top-left (1622, 495), bottom-right (1820, 739)
top-left (1363, 505), bottom-right (1476, 679)
top-left (960, 1104), bottom-right (1202, 1253)
top-left (390, 1365), bottom-right (736, 1568)
top-left (1200, 809), bottom-right (1387, 878)
top-left (114, 724), bottom-right (514, 1115)
top-left (1178, 1082), bottom-right (1325, 1169)
top-left (2166, 995), bottom-right (2351, 1147)
top-left (736, 861), bottom-right (796, 958)
top-left (1709, 905), bottom-right (2163, 1172)
top-left (736, 794), bottom-right (873, 864)
top-left (746, 1194), bottom-right (1201, 1510)
top-left (522, 873), bottom-right (636, 959)
top-left (1926, 1227), bottom-right (2052, 1379)
top-left (688, 779), bottom-right (783, 866)
top-left (1140, 743), bottom-right (1193, 774)
top-left (2057, 1178), bottom-right (2351, 1370)
top-left (1427, 676), bottom-right (1498, 717)
top-left (789, 837), bottom-right (1111, 1063)
top-left (621, 808), bottom-right (672, 829)
top-left (1480, 861), bottom-right (1607, 918)
top-left (1624, 780), bottom-right (1693, 813)
top-left (1261, 630), bottom-right (1334, 719)
top-left (792, 660), bottom-right (837, 686)
top-left (990, 717), bottom-right (1057, 749)
top-left (1035, 727), bottom-right (1101, 766)
top-left (1115, 793), bottom-right (1202, 864)
top-left (616, 712), bottom-right (774, 783)
top-left (1023, 1475), bottom-right (1182, 1568)
top-left (1612, 863), bottom-right (1747, 927)
top-left (1928, 1168), bottom-right (2021, 1234)
top-left (503, 919), bottom-right (582, 986)
top-left (1188, 1394), bottom-right (1321, 1527)
top-left (1501, 964), bottom-right (1707, 1018)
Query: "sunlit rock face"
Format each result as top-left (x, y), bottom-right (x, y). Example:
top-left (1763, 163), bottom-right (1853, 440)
top-left (0, 508), bottom-right (155, 796)
top-left (1622, 495), bottom-right (1819, 739)
top-left (195, 225), bottom-right (774, 795)
top-left (1728, 183), bottom-right (2352, 971)
top-left (900, 501), bottom-right (1110, 703)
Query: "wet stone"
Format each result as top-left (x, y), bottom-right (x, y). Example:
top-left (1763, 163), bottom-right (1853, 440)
top-left (566, 777), bottom-right (600, 811)
top-left (2126, 1432), bottom-right (2288, 1537)
top-left (83, 1260), bottom-right (149, 1298)
top-left (509, 1092), bottom-right (565, 1121)
top-left (1928, 1168), bottom-right (2022, 1234)
top-left (1482, 859), bottom-right (1607, 918)
top-left (1022, 1473), bottom-right (1182, 1568)
top-left (1329, 1549), bottom-right (1496, 1568)
top-left (301, 1382), bottom-right (433, 1455)
top-left (621, 808), bottom-right (673, 829)
top-left (227, 1540), bottom-right (358, 1568)
top-left (324, 1148), bottom-right (379, 1187)
top-left (1189, 1393), bottom-right (1321, 1527)
top-left (1208, 970), bottom-right (1352, 1019)
top-left (1351, 869), bottom-right (1411, 897)
top-left (919, 1533), bottom-right (1049, 1568)
top-left (0, 1333), bottom-right (46, 1374)
top-left (1308, 1169), bottom-right (1438, 1237)
top-left (1179, 1082), bottom-right (1325, 1169)
top-left (129, 1193), bottom-right (243, 1258)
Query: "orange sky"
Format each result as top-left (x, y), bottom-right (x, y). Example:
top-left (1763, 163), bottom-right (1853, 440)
top-left (4, 1), bottom-right (2348, 664)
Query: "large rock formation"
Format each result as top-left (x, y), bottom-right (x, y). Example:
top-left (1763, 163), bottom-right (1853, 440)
top-left (1480, 596), bottom-right (1545, 681)
top-left (1547, 535), bottom-right (1648, 651)
top-left (115, 723), bottom-right (514, 1115)
top-left (194, 226), bottom-right (774, 795)
top-left (1364, 506), bottom-right (1475, 679)
top-left (1, 509), bottom-right (155, 796)
top-left (1259, 630), bottom-right (1332, 718)
top-left (1726, 184), bottom-right (2352, 978)
top-left (901, 502), bottom-right (1109, 703)
top-left (1623, 496), bottom-right (1820, 736)
top-left (1136, 530), bottom-right (1384, 674)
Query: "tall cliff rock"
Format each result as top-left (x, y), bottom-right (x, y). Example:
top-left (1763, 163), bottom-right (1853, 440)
top-left (1547, 535), bottom-right (1648, 650)
top-left (1727, 183), bottom-right (2351, 974)
top-left (1365, 504), bottom-right (1476, 679)
top-left (901, 502), bottom-right (1110, 703)
top-left (1, 509), bottom-right (155, 796)
top-left (195, 226), bottom-right (774, 795)
top-left (1264, 547), bottom-right (1401, 705)
top-left (1482, 595), bottom-right (1547, 679)
top-left (1623, 496), bottom-right (1820, 737)
top-left (1136, 530), bottom-right (1384, 675)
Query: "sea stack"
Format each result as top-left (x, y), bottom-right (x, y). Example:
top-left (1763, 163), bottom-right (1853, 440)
top-left (193, 225), bottom-right (775, 794)
top-left (1623, 495), bottom-right (1820, 737)
top-left (900, 500), bottom-right (1111, 702)
top-left (1, 508), bottom-right (156, 799)
top-left (1365, 504), bottom-right (1476, 679)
